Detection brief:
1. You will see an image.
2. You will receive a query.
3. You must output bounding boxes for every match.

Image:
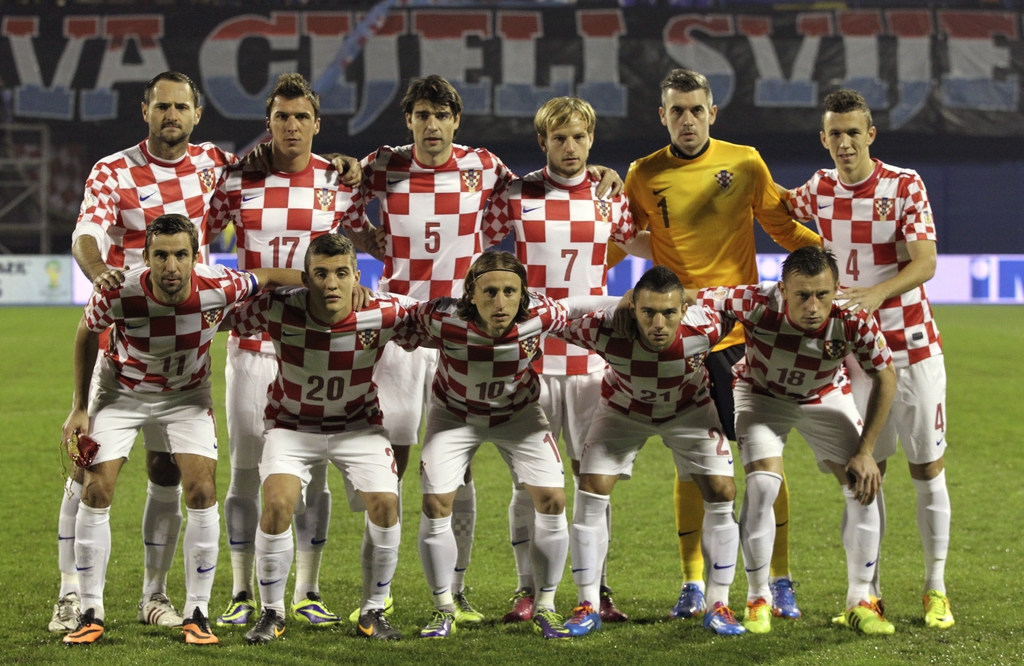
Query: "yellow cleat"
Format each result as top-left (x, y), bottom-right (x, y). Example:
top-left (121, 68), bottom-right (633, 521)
top-left (923, 590), bottom-right (954, 629)
top-left (832, 595), bottom-right (883, 627)
top-left (845, 600), bottom-right (895, 636)
top-left (742, 598), bottom-right (772, 634)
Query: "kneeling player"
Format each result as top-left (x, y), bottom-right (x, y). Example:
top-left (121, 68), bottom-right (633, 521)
top-left (560, 266), bottom-right (745, 636)
top-left (700, 246), bottom-right (897, 635)
top-left (226, 234), bottom-right (406, 643)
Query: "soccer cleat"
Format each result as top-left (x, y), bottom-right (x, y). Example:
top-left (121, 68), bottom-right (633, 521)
top-left (291, 591), bottom-right (343, 626)
top-left (357, 608), bottom-right (402, 641)
top-left (770, 579), bottom-right (802, 619)
top-left (419, 609), bottom-right (456, 639)
top-left (742, 598), bottom-right (772, 634)
top-left (502, 588), bottom-right (534, 624)
top-left (138, 592), bottom-right (184, 627)
top-left (564, 602), bottom-right (602, 636)
top-left (49, 592), bottom-right (81, 633)
top-left (216, 592), bottom-right (256, 626)
top-left (182, 607), bottom-right (219, 645)
top-left (62, 608), bottom-right (104, 645)
top-left (703, 602), bottom-right (747, 636)
top-left (453, 591), bottom-right (484, 624)
top-left (348, 594), bottom-right (394, 623)
top-left (532, 609), bottom-right (572, 639)
top-left (845, 600), bottom-right (895, 636)
top-left (245, 608), bottom-right (286, 645)
top-left (832, 596), bottom-right (884, 626)
top-left (599, 586), bottom-right (628, 622)
top-left (923, 590), bottom-right (955, 629)
top-left (670, 583), bottom-right (706, 619)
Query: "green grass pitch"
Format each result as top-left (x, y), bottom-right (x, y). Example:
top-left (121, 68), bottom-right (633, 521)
top-left (2, 305), bottom-right (1021, 666)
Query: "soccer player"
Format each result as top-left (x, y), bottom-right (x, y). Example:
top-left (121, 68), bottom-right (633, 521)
top-left (206, 73), bottom-right (365, 628)
top-left (558, 266), bottom-right (745, 637)
top-left (699, 245), bottom-right (897, 635)
top-left (482, 96), bottom-right (643, 623)
top-left (617, 68), bottom-right (820, 620)
top-left (59, 214), bottom-right (299, 645)
top-left (342, 75), bottom-right (622, 624)
top-left (226, 234), bottom-right (406, 644)
top-left (784, 89), bottom-right (954, 629)
top-left (54, 71), bottom-right (236, 634)
top-left (409, 252), bottom-right (574, 640)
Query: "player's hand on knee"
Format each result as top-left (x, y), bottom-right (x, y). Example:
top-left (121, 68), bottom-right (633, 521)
top-left (845, 452), bottom-right (881, 505)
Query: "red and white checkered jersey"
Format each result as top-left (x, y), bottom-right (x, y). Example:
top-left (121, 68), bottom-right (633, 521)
top-left (699, 282), bottom-right (891, 404)
top-left (75, 140), bottom-right (237, 270)
top-left (556, 303), bottom-right (722, 423)
top-left (482, 167), bottom-right (636, 375)
top-left (227, 288), bottom-right (415, 433)
top-left (342, 143), bottom-right (515, 300)
top-left (84, 263), bottom-right (258, 393)
top-left (408, 293), bottom-right (568, 427)
top-left (788, 159), bottom-right (941, 367)
top-left (207, 154), bottom-right (361, 354)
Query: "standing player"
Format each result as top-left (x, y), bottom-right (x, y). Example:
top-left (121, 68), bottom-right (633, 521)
top-left (226, 235), bottom-right (405, 644)
top-left (343, 75), bottom-right (621, 623)
top-left (53, 71), bottom-right (236, 634)
top-left (699, 246), bottom-right (897, 635)
top-left (558, 266), bottom-right (745, 637)
top-left (482, 96), bottom-right (642, 623)
top-left (784, 89), bottom-right (954, 629)
top-left (207, 73), bottom-right (365, 628)
top-left (616, 68), bottom-right (820, 620)
top-left (59, 214), bottom-right (298, 645)
top-left (410, 252), bottom-right (573, 640)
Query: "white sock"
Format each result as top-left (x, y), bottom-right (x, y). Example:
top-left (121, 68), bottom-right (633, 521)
top-left (183, 504), bottom-right (219, 618)
top-left (740, 472), bottom-right (782, 602)
top-left (531, 510), bottom-right (569, 612)
top-left (293, 463), bottom-right (330, 604)
top-left (847, 482), bottom-right (885, 599)
top-left (913, 470), bottom-right (951, 594)
top-left (362, 520), bottom-right (400, 614)
top-left (142, 481), bottom-right (183, 598)
top-left (75, 504), bottom-right (111, 620)
top-left (224, 467), bottom-right (260, 598)
top-left (58, 478), bottom-right (81, 597)
top-left (702, 500), bottom-right (739, 609)
top-left (418, 513), bottom-right (456, 611)
top-left (601, 484), bottom-right (611, 589)
top-left (255, 526), bottom-right (293, 613)
top-left (569, 490), bottom-right (608, 606)
top-left (841, 487), bottom-right (880, 609)
top-left (508, 483), bottom-right (535, 591)
top-left (451, 480), bottom-right (476, 595)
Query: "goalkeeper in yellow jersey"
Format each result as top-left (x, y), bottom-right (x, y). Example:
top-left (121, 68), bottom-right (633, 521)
top-left (614, 68), bottom-right (820, 622)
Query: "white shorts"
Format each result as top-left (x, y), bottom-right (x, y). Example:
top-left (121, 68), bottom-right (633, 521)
top-left (538, 371), bottom-right (602, 462)
top-left (88, 356), bottom-right (169, 453)
top-left (420, 401), bottom-right (565, 495)
top-left (847, 354), bottom-right (948, 465)
top-left (734, 382), bottom-right (866, 473)
top-left (580, 401), bottom-right (735, 480)
top-left (259, 426), bottom-right (399, 513)
top-left (374, 343), bottom-right (437, 448)
top-left (225, 346), bottom-right (277, 469)
top-left (88, 366), bottom-right (218, 465)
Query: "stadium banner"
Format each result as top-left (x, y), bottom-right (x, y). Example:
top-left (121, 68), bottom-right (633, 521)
top-left (0, 255), bottom-right (73, 305)
top-left (1, 2), bottom-right (1023, 166)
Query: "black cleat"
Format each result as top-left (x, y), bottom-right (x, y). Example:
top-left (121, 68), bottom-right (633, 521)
top-left (357, 608), bottom-right (402, 640)
top-left (245, 608), bottom-right (286, 645)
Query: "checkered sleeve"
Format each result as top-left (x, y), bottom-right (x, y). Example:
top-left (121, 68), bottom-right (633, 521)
top-left (206, 172), bottom-right (236, 242)
top-left (226, 288), bottom-right (276, 338)
top-left (339, 151), bottom-right (377, 231)
top-left (901, 172), bottom-right (938, 243)
top-left (554, 308), bottom-right (607, 350)
top-left (787, 174), bottom-right (820, 224)
top-left (851, 311), bottom-right (893, 372)
top-left (222, 267), bottom-right (260, 303)
top-left (609, 194), bottom-right (636, 245)
top-left (74, 161), bottom-right (120, 245)
top-left (83, 288), bottom-right (117, 333)
top-left (697, 284), bottom-right (764, 327)
top-left (481, 181), bottom-right (513, 247)
top-left (534, 292), bottom-right (570, 336)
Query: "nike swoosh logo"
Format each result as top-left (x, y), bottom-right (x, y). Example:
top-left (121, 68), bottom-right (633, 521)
top-left (776, 521), bottom-right (788, 528)
top-left (819, 203), bottom-right (832, 209)
top-left (228, 538), bottom-right (251, 546)
top-left (126, 322), bottom-right (144, 330)
top-left (140, 193), bottom-right (154, 202)
top-left (571, 568), bottom-right (588, 573)
top-left (283, 332), bottom-right (302, 337)
top-left (712, 563), bottom-right (735, 570)
top-left (432, 589), bottom-right (450, 596)
top-left (511, 539), bottom-right (530, 546)
top-left (197, 565), bottom-right (216, 573)
top-left (678, 530), bottom-right (698, 537)
top-left (242, 194), bottom-right (260, 202)
top-left (523, 206), bottom-right (541, 214)
top-left (311, 537), bottom-right (328, 545)
top-left (540, 587), bottom-right (557, 593)
top-left (454, 567), bottom-right (466, 573)
top-left (387, 178), bottom-right (403, 185)
top-left (377, 578), bottom-right (394, 587)
top-left (444, 344), bottom-right (460, 352)
top-left (935, 438), bottom-right (944, 446)
top-left (58, 535), bottom-right (75, 541)
top-left (259, 578), bottom-right (282, 586)
top-left (752, 329), bottom-right (771, 336)
top-left (745, 564), bottom-right (767, 573)
top-left (654, 187), bottom-right (669, 196)
top-left (76, 566), bottom-right (93, 572)
top-left (358, 624), bottom-right (373, 636)
top-left (144, 541), bottom-right (165, 546)
top-left (727, 459), bottom-right (733, 465)
top-left (865, 560), bottom-right (877, 567)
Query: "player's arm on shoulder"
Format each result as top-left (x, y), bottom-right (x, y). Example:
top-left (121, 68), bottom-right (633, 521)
top-left (587, 164), bottom-right (623, 199)
top-left (345, 221), bottom-right (385, 262)
top-left (558, 295), bottom-right (621, 321)
top-left (73, 235), bottom-right (124, 292)
top-left (841, 240), bottom-right (936, 319)
top-left (752, 155), bottom-right (821, 251)
top-left (250, 267), bottom-right (303, 291)
top-left (322, 153), bottom-right (362, 187)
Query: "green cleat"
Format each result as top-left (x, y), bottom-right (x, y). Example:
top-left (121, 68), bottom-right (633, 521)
top-left (923, 590), bottom-right (954, 629)
top-left (742, 598), bottom-right (772, 634)
top-left (845, 600), bottom-right (895, 635)
top-left (532, 609), bottom-right (572, 639)
top-left (291, 592), bottom-right (343, 626)
top-left (453, 591), bottom-right (484, 624)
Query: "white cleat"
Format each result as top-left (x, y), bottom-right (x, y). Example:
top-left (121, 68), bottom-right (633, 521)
top-left (137, 592), bottom-right (184, 627)
top-left (49, 592), bottom-right (81, 633)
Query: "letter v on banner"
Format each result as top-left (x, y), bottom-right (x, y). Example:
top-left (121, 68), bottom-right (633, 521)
top-left (663, 15), bottom-right (735, 108)
top-left (82, 16), bottom-right (171, 121)
top-left (2, 16), bottom-right (98, 120)
top-left (740, 13), bottom-right (830, 107)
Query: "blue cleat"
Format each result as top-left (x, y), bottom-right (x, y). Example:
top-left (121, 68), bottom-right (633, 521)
top-left (532, 609), bottom-right (572, 639)
top-left (703, 602), bottom-right (747, 636)
top-left (564, 602), bottom-right (602, 636)
top-left (770, 579), bottom-right (802, 619)
top-left (420, 609), bottom-right (456, 639)
top-left (670, 583), bottom-right (707, 619)
top-left (291, 592), bottom-right (343, 626)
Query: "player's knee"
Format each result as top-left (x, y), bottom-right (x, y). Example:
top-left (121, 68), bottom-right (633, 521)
top-left (181, 476), bottom-right (217, 510)
top-left (365, 493), bottom-right (399, 527)
top-left (909, 457), bottom-right (944, 481)
top-left (531, 488), bottom-right (566, 515)
top-left (701, 476), bottom-right (736, 503)
top-left (260, 494), bottom-right (297, 533)
top-left (81, 477), bottom-right (115, 509)
top-left (146, 451), bottom-right (181, 486)
top-left (422, 493), bottom-right (454, 519)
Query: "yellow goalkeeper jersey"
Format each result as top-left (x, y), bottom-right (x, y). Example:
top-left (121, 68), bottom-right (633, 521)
top-left (617, 139), bottom-right (820, 350)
